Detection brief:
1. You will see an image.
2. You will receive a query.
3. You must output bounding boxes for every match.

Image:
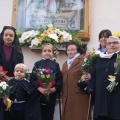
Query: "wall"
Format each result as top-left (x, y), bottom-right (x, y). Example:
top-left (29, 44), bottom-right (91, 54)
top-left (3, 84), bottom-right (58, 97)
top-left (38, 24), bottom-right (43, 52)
top-left (0, 0), bottom-right (13, 31)
top-left (0, 0), bottom-right (120, 69)
top-left (88, 0), bottom-right (120, 51)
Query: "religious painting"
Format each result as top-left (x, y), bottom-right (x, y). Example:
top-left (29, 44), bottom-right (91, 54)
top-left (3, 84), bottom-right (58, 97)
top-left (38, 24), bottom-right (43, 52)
top-left (16, 0), bottom-right (85, 30)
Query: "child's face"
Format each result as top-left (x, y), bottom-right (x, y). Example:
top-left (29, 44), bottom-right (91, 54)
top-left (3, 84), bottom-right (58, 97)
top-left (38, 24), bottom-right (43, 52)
top-left (3, 29), bottom-right (15, 46)
top-left (14, 68), bottom-right (26, 80)
top-left (41, 46), bottom-right (53, 60)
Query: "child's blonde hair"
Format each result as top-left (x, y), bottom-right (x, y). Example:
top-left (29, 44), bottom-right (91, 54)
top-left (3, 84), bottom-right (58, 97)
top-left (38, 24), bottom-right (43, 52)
top-left (42, 43), bottom-right (54, 51)
top-left (14, 63), bottom-right (27, 73)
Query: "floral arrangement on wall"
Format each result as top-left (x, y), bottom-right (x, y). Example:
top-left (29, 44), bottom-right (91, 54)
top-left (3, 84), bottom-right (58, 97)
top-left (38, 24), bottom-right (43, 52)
top-left (17, 24), bottom-right (84, 49)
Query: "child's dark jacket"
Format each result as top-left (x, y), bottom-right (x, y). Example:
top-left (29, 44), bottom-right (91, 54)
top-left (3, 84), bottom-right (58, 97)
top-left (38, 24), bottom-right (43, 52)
top-left (0, 78), bottom-right (42, 120)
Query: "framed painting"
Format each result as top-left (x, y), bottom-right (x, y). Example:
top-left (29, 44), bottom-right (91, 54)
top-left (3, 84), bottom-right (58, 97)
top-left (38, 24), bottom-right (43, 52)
top-left (12, 0), bottom-right (90, 41)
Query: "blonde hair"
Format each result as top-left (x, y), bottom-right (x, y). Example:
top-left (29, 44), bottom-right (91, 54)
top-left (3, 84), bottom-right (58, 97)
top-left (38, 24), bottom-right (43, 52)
top-left (41, 43), bottom-right (54, 51)
top-left (14, 63), bottom-right (27, 73)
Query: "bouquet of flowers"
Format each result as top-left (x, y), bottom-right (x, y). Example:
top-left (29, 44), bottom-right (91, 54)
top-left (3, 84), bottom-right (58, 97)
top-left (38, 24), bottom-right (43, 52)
top-left (0, 81), bottom-right (10, 98)
top-left (17, 23), bottom-right (83, 48)
top-left (77, 50), bottom-right (99, 90)
top-left (0, 66), bottom-right (12, 111)
top-left (0, 66), bottom-right (8, 82)
top-left (82, 49), bottom-right (99, 73)
top-left (34, 67), bottom-right (56, 101)
top-left (18, 24), bottom-right (74, 48)
top-left (106, 53), bottom-right (120, 92)
top-left (0, 81), bottom-right (12, 111)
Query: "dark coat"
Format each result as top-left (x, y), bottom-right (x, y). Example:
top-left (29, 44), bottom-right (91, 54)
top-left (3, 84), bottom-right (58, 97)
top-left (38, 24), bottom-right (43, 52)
top-left (62, 55), bottom-right (91, 120)
top-left (30, 59), bottom-right (62, 93)
top-left (89, 53), bottom-right (120, 119)
top-left (0, 45), bottom-right (23, 76)
top-left (0, 79), bottom-right (42, 120)
top-left (30, 59), bottom-right (62, 120)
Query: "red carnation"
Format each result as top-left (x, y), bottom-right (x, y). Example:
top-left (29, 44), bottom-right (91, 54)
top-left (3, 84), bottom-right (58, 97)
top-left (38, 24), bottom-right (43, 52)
top-left (46, 68), bottom-right (50, 70)
top-left (37, 79), bottom-right (44, 88)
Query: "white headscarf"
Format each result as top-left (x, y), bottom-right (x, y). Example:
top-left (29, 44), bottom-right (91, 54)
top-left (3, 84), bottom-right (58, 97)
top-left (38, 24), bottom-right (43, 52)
top-left (67, 53), bottom-right (80, 69)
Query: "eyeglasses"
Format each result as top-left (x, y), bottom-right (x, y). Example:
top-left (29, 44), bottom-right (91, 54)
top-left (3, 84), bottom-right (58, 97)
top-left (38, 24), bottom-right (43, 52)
top-left (106, 41), bottom-right (119, 46)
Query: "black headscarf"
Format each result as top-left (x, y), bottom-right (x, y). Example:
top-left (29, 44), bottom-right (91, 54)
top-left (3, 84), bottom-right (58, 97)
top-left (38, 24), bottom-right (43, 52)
top-left (0, 26), bottom-right (24, 76)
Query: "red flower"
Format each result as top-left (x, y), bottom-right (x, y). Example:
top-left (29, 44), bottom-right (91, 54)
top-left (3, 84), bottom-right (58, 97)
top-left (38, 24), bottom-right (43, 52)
top-left (85, 53), bottom-right (93, 59)
top-left (37, 79), bottom-right (44, 88)
top-left (46, 68), bottom-right (50, 70)
top-left (0, 66), bottom-right (8, 75)
top-left (46, 70), bottom-right (50, 74)
top-left (1, 77), bottom-right (7, 82)
top-left (37, 79), bottom-right (56, 88)
top-left (50, 80), bottom-right (56, 88)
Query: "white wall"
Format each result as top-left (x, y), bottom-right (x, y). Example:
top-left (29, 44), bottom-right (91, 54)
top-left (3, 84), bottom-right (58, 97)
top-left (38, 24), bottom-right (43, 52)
top-left (88, 0), bottom-right (120, 51)
top-left (1, 0), bottom-right (120, 69)
top-left (0, 0), bottom-right (13, 31)
top-left (22, 46), bottom-right (67, 70)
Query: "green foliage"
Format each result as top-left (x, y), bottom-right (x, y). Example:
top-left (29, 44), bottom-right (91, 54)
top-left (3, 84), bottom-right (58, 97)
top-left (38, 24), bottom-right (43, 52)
top-left (115, 53), bottom-right (120, 73)
top-left (82, 51), bottom-right (99, 73)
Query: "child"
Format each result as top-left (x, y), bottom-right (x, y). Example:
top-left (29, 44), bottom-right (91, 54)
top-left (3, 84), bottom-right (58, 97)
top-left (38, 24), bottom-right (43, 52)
top-left (0, 63), bottom-right (42, 120)
top-left (0, 26), bottom-right (24, 80)
top-left (30, 43), bottom-right (62, 120)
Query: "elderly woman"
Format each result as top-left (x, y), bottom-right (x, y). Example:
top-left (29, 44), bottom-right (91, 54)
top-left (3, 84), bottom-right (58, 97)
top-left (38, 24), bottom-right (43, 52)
top-left (87, 36), bottom-right (120, 120)
top-left (62, 42), bottom-right (91, 120)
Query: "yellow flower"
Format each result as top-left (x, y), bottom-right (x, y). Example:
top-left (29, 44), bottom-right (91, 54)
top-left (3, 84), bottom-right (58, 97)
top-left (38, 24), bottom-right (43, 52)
top-left (41, 75), bottom-right (45, 78)
top-left (4, 98), bottom-right (12, 111)
top-left (60, 36), bottom-right (64, 43)
top-left (112, 32), bottom-right (120, 37)
top-left (90, 49), bottom-right (96, 55)
top-left (54, 50), bottom-right (59, 55)
top-left (39, 35), bottom-right (44, 44)
top-left (108, 75), bottom-right (116, 82)
top-left (46, 74), bottom-right (50, 78)
top-left (43, 30), bottom-right (49, 35)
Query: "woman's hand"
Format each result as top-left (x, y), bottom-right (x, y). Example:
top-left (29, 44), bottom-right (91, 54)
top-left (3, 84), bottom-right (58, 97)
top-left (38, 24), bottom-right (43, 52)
top-left (48, 87), bottom-right (56, 94)
top-left (4, 75), bottom-right (14, 81)
top-left (38, 87), bottom-right (49, 95)
top-left (83, 72), bottom-right (91, 81)
top-left (0, 73), bottom-right (5, 78)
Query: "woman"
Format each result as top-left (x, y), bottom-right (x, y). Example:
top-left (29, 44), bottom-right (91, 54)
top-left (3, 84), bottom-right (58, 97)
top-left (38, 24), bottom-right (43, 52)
top-left (62, 42), bottom-right (91, 120)
top-left (87, 36), bottom-right (120, 120)
top-left (98, 29), bottom-right (112, 53)
top-left (0, 26), bottom-right (24, 80)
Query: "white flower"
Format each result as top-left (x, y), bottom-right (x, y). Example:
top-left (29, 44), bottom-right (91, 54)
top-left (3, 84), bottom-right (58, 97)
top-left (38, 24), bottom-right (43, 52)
top-left (2, 85), bottom-right (7, 90)
top-left (60, 31), bottom-right (72, 42)
top-left (95, 50), bottom-right (101, 55)
top-left (48, 34), bottom-right (59, 42)
top-left (0, 82), bottom-right (6, 86)
top-left (47, 24), bottom-right (53, 28)
top-left (30, 38), bottom-right (39, 48)
top-left (0, 83), bottom-right (3, 87)
top-left (20, 30), bottom-right (39, 43)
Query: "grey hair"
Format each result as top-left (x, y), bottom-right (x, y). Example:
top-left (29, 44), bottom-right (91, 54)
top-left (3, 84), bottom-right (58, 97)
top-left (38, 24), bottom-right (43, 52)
top-left (107, 36), bottom-right (120, 43)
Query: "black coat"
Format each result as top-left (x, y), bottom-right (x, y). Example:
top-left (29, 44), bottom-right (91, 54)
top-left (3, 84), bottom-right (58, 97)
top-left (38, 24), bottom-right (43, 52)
top-left (89, 53), bottom-right (120, 119)
top-left (0, 45), bottom-right (23, 76)
top-left (30, 59), bottom-right (62, 93)
top-left (30, 59), bottom-right (62, 120)
top-left (0, 79), bottom-right (42, 120)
